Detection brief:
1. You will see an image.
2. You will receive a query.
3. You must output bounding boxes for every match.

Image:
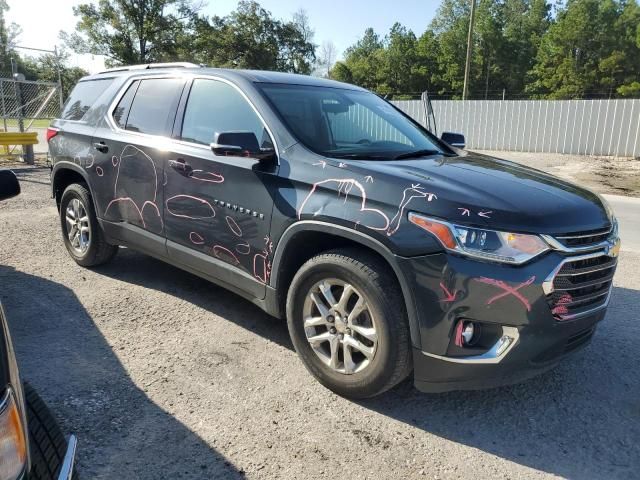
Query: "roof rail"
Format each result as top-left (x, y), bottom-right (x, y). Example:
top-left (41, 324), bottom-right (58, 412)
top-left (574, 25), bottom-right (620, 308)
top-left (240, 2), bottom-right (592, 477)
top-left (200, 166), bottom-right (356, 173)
top-left (98, 62), bottom-right (202, 74)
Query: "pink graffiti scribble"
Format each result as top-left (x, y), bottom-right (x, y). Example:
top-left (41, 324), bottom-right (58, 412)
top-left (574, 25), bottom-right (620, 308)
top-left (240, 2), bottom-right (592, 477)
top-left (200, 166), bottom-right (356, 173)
top-left (253, 252), bottom-right (270, 283)
top-left (458, 207), bottom-right (470, 216)
top-left (225, 216), bottom-right (242, 237)
top-left (105, 145), bottom-right (163, 233)
top-left (454, 320), bottom-right (464, 347)
top-left (439, 282), bottom-right (458, 303)
top-left (387, 185), bottom-right (436, 236)
top-left (105, 197), bottom-right (146, 228)
top-left (166, 194), bottom-right (216, 219)
top-left (474, 276), bottom-right (536, 311)
top-left (298, 179), bottom-right (390, 232)
top-left (365, 175), bottom-right (373, 183)
top-left (190, 170), bottom-right (224, 183)
top-left (478, 210), bottom-right (493, 218)
top-left (235, 242), bottom-right (251, 255)
top-left (212, 245), bottom-right (240, 265)
top-left (189, 232), bottom-right (205, 245)
top-left (253, 235), bottom-right (273, 283)
top-left (85, 154), bottom-right (95, 169)
top-left (551, 293), bottom-right (573, 317)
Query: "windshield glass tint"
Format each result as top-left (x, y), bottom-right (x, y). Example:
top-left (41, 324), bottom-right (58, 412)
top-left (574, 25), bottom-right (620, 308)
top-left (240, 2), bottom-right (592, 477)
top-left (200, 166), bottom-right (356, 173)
top-left (259, 84), bottom-right (442, 159)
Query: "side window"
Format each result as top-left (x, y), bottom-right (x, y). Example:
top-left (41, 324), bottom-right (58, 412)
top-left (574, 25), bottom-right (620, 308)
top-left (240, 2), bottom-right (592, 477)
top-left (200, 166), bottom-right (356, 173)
top-left (125, 78), bottom-right (184, 136)
top-left (112, 80), bottom-right (139, 129)
top-left (61, 78), bottom-right (114, 121)
top-left (181, 79), bottom-right (271, 147)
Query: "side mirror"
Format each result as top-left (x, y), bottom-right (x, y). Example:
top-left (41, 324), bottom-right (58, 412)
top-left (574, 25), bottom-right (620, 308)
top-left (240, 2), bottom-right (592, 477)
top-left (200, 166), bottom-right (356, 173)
top-left (211, 132), bottom-right (276, 162)
top-left (441, 132), bottom-right (465, 149)
top-left (0, 170), bottom-right (20, 202)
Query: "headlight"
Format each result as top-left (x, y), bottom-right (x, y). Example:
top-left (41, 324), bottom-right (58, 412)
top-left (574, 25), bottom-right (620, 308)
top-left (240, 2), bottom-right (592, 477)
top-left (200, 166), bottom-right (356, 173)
top-left (0, 388), bottom-right (27, 480)
top-left (408, 213), bottom-right (549, 264)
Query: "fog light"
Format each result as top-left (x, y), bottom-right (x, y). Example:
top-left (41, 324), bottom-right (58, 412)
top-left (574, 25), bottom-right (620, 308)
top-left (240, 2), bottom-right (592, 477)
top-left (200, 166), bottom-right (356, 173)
top-left (454, 320), bottom-right (480, 347)
top-left (461, 322), bottom-right (474, 345)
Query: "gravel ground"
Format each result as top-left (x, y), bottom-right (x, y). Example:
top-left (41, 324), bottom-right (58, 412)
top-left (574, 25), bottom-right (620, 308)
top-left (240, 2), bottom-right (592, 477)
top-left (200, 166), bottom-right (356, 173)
top-left (0, 166), bottom-right (639, 479)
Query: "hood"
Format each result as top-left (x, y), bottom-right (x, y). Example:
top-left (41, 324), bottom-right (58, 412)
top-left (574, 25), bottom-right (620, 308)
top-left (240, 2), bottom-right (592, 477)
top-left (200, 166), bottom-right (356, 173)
top-left (344, 151), bottom-right (611, 235)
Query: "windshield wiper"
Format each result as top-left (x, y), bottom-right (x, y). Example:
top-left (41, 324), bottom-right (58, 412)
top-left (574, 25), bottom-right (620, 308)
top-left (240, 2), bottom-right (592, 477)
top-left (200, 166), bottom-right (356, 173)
top-left (329, 153), bottom-right (389, 160)
top-left (393, 149), bottom-right (443, 160)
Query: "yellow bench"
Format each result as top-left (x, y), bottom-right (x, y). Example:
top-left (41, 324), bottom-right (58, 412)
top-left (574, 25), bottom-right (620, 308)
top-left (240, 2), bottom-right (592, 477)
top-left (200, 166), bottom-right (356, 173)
top-left (0, 131), bottom-right (38, 146)
top-left (0, 131), bottom-right (38, 157)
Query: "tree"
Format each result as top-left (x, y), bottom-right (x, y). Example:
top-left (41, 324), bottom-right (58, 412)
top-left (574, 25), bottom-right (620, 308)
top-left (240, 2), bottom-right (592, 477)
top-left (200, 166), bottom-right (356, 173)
top-left (502, 0), bottom-right (551, 94)
top-left (528, 0), bottom-right (640, 99)
top-left (173, 1), bottom-right (315, 73)
top-left (314, 40), bottom-right (338, 77)
top-left (19, 52), bottom-right (88, 99)
top-left (62, 0), bottom-right (202, 66)
top-left (332, 28), bottom-right (384, 90)
top-left (0, 0), bottom-right (22, 75)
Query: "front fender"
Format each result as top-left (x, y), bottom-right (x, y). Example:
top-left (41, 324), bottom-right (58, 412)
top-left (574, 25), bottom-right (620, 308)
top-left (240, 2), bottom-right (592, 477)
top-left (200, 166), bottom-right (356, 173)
top-left (270, 220), bottom-right (432, 349)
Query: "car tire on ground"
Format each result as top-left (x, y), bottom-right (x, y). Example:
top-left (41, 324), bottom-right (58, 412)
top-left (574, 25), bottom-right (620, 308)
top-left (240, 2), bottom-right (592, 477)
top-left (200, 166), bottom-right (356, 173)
top-left (287, 248), bottom-right (412, 399)
top-left (59, 183), bottom-right (117, 267)
top-left (24, 382), bottom-right (78, 480)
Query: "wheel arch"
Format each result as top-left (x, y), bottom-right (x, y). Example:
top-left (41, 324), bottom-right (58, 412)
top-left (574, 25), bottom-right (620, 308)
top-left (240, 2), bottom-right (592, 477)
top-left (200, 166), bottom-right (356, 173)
top-left (270, 220), bottom-right (422, 349)
top-left (51, 162), bottom-right (90, 209)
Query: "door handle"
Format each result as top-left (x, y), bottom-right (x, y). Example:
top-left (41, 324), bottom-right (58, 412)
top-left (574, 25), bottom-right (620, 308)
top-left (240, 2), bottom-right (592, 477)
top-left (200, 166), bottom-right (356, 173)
top-left (93, 142), bottom-right (108, 153)
top-left (168, 158), bottom-right (192, 174)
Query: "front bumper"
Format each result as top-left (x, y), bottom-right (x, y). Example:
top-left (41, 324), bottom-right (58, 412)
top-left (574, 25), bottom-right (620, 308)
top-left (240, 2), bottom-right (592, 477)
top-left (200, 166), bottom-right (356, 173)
top-left (396, 245), bottom-right (617, 393)
top-left (57, 435), bottom-right (77, 480)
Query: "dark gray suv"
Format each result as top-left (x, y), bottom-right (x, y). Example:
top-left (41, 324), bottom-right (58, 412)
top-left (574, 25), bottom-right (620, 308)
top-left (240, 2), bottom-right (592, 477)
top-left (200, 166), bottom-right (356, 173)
top-left (48, 63), bottom-right (619, 398)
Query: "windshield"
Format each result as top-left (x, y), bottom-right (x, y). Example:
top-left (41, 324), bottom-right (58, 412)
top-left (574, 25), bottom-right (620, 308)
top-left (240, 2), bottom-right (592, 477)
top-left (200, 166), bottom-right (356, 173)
top-left (258, 83), bottom-right (446, 160)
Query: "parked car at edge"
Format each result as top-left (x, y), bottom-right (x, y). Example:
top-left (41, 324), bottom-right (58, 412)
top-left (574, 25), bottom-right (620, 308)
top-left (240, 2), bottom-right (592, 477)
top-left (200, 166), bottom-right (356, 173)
top-left (0, 170), bottom-right (77, 479)
top-left (47, 64), bottom-right (620, 398)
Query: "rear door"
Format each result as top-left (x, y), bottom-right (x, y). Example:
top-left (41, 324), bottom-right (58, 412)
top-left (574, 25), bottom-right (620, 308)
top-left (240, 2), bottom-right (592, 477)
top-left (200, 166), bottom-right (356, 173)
top-left (164, 77), bottom-right (279, 298)
top-left (90, 76), bottom-right (186, 255)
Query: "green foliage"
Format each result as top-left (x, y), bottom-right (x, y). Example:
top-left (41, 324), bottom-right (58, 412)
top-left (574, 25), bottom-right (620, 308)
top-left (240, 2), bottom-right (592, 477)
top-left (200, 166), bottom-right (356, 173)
top-left (0, 0), bottom-right (22, 75)
top-left (61, 0), bottom-right (200, 66)
top-left (338, 0), bottom-right (639, 99)
top-left (528, 0), bottom-right (640, 98)
top-left (18, 53), bottom-right (88, 99)
top-left (64, 0), bottom-right (316, 73)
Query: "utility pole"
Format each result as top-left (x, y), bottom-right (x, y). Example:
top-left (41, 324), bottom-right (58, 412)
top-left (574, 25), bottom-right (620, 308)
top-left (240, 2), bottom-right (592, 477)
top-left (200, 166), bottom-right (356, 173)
top-left (462, 0), bottom-right (477, 100)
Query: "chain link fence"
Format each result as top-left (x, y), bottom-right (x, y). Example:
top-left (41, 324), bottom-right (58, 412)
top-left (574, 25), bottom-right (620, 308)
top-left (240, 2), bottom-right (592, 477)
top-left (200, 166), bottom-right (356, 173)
top-left (0, 77), bottom-right (62, 158)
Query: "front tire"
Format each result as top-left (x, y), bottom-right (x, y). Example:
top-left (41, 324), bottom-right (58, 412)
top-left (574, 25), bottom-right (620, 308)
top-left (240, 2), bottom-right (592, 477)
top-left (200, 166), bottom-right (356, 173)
top-left (287, 249), bottom-right (412, 399)
top-left (24, 382), bottom-right (78, 480)
top-left (59, 183), bottom-right (117, 267)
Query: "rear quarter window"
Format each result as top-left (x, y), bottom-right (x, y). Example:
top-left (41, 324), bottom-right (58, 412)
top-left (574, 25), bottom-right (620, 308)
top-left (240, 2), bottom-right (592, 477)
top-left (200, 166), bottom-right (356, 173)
top-left (61, 78), bottom-right (114, 121)
top-left (124, 78), bottom-right (185, 136)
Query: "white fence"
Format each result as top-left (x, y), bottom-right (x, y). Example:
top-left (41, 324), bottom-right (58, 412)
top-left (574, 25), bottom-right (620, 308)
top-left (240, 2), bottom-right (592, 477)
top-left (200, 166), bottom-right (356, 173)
top-left (392, 99), bottom-right (640, 157)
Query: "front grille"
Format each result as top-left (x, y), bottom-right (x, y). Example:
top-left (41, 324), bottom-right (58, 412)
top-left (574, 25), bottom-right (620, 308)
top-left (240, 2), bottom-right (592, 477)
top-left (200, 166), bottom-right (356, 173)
top-left (554, 227), bottom-right (611, 249)
top-left (546, 253), bottom-right (617, 320)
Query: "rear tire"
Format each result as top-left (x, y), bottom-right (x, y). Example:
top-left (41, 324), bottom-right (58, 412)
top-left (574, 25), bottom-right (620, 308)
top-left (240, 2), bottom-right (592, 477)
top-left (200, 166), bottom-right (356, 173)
top-left (286, 248), bottom-right (412, 399)
top-left (59, 183), bottom-right (117, 267)
top-left (24, 382), bottom-right (78, 480)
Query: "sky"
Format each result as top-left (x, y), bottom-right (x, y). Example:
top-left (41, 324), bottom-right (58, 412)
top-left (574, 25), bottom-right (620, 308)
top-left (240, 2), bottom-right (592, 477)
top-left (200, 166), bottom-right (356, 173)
top-left (6, 0), bottom-right (440, 73)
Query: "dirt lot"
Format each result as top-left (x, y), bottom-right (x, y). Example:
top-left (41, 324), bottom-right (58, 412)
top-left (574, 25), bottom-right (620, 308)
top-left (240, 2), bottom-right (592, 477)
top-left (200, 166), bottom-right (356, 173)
top-left (1, 166), bottom-right (639, 479)
top-left (475, 150), bottom-right (640, 197)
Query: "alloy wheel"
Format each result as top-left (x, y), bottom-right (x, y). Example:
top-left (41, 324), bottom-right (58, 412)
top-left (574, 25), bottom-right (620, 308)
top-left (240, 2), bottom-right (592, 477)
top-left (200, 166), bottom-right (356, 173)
top-left (65, 198), bottom-right (91, 255)
top-left (302, 278), bottom-right (378, 374)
